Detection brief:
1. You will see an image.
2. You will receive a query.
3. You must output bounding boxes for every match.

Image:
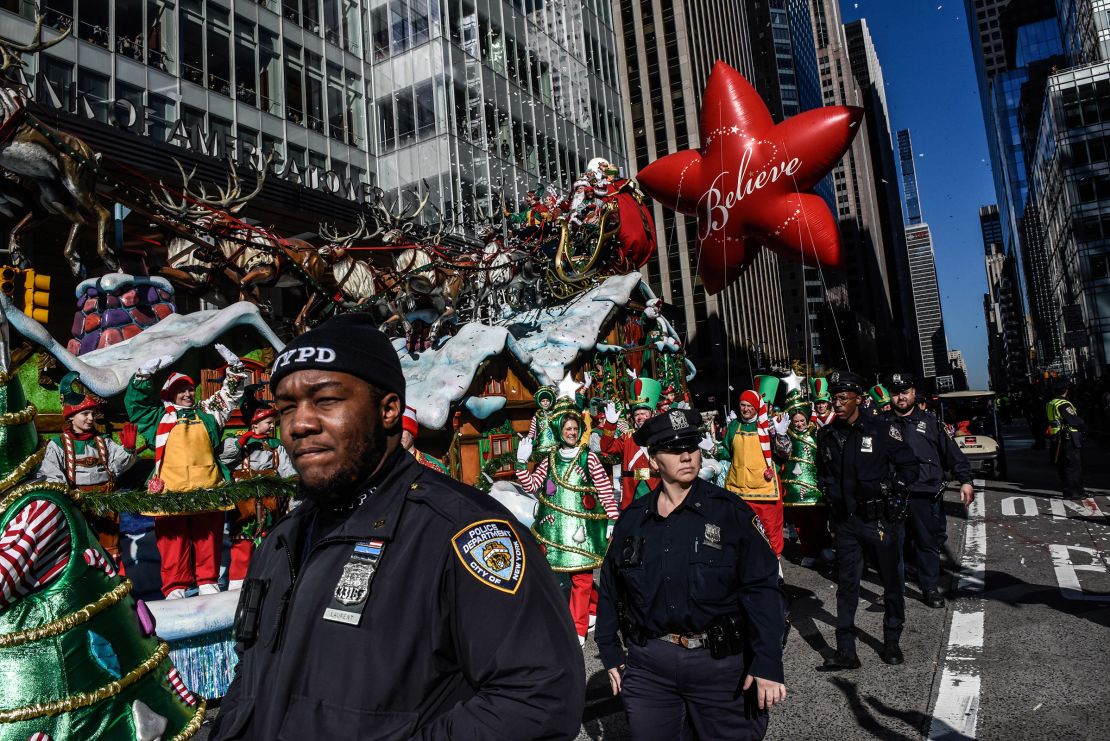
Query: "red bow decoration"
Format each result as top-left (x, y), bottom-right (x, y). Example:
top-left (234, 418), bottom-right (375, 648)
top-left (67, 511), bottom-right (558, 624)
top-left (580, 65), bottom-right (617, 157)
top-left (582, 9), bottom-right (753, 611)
top-left (636, 61), bottom-right (863, 294)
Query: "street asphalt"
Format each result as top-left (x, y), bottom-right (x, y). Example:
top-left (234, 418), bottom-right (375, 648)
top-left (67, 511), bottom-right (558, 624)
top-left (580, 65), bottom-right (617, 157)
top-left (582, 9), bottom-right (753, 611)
top-left (195, 427), bottom-right (1109, 740)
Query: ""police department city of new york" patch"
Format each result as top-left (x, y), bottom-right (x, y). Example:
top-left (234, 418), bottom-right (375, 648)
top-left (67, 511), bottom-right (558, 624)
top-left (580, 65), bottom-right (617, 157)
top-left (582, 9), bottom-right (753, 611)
top-left (452, 519), bottom-right (526, 595)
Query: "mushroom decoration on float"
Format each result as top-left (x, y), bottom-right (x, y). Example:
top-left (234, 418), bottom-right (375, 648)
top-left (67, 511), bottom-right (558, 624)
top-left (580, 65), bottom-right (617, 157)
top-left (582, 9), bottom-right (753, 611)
top-left (635, 60), bottom-right (863, 294)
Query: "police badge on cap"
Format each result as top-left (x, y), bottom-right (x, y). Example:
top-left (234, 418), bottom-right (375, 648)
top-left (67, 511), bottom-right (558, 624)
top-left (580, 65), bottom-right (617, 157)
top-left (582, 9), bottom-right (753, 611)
top-left (634, 408), bottom-right (703, 450)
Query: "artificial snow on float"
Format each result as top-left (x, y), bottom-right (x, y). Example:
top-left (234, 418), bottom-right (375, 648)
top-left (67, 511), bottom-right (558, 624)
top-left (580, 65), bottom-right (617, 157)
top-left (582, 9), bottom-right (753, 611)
top-left (0, 293), bottom-right (284, 397)
top-left (403, 271), bottom-right (646, 430)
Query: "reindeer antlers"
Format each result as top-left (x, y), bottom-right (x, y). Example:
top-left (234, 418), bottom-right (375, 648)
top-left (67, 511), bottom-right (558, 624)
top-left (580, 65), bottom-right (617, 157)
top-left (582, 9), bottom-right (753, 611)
top-left (319, 213), bottom-right (380, 245)
top-left (151, 155), bottom-right (274, 218)
top-left (0, 15), bottom-right (71, 74)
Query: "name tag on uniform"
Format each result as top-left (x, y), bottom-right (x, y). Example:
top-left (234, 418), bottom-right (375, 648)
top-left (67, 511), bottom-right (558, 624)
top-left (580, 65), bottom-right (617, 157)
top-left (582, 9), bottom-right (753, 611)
top-left (861, 436), bottom-right (873, 453)
top-left (323, 539), bottom-right (385, 626)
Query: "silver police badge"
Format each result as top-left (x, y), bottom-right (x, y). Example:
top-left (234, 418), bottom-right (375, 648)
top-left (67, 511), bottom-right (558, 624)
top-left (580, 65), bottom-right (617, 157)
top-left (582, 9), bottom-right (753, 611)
top-left (831, 371), bottom-right (841, 383)
top-left (334, 561), bottom-right (375, 605)
top-left (889, 425), bottom-right (903, 441)
top-left (893, 373), bottom-right (903, 385)
top-left (704, 523), bottom-right (722, 549)
top-left (669, 410), bottom-right (689, 429)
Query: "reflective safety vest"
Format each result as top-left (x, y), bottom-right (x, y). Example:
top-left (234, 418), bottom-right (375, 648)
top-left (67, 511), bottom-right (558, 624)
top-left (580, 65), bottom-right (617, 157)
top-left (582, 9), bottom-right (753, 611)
top-left (1046, 397), bottom-right (1076, 437)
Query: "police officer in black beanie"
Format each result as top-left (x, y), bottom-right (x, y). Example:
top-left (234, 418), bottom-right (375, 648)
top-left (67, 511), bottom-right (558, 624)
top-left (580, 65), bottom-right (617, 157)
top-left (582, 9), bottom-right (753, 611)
top-left (816, 371), bottom-right (919, 670)
top-left (595, 408), bottom-right (785, 741)
top-left (212, 313), bottom-right (584, 740)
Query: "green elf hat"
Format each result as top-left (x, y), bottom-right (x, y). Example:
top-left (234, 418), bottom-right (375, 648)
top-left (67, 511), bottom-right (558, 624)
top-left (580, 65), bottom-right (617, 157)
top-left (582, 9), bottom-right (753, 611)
top-left (868, 384), bottom-right (891, 406)
top-left (810, 377), bottom-right (831, 402)
top-left (784, 389), bottom-right (811, 419)
top-left (630, 377), bottom-right (662, 411)
top-left (534, 385), bottom-right (557, 407)
top-left (753, 374), bottom-right (781, 408)
top-left (0, 314), bottom-right (40, 488)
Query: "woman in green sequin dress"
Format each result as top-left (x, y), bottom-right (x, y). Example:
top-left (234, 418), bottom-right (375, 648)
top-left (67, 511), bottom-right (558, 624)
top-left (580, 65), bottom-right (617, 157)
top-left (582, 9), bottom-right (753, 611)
top-left (774, 393), bottom-right (832, 566)
top-left (515, 400), bottom-right (618, 644)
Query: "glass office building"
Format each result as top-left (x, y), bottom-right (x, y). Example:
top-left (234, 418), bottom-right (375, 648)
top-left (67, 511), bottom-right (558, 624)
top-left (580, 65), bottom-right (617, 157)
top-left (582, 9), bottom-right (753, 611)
top-left (1, 0), bottom-right (625, 225)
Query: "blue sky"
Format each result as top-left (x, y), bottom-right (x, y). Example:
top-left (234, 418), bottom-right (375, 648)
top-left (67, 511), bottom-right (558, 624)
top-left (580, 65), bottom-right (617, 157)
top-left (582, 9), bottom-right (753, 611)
top-left (839, 0), bottom-right (996, 388)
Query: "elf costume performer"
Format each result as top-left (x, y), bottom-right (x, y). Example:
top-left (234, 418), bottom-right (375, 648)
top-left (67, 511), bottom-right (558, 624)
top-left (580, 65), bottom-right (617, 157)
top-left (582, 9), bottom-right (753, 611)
top-left (868, 383), bottom-right (892, 415)
top-left (515, 398), bottom-right (618, 645)
top-left (598, 377), bottom-right (661, 509)
top-left (0, 305), bottom-right (203, 739)
top-left (218, 393), bottom-right (296, 590)
top-left (526, 386), bottom-right (559, 455)
top-left (39, 372), bottom-right (138, 571)
top-left (400, 406), bottom-right (448, 473)
top-left (720, 377), bottom-right (785, 557)
top-left (811, 377), bottom-right (835, 427)
top-left (124, 344), bottom-right (246, 598)
top-left (774, 391), bottom-right (831, 566)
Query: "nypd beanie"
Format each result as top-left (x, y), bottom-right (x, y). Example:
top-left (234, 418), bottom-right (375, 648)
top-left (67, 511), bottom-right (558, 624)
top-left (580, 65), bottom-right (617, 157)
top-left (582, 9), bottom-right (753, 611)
top-left (268, 313), bottom-right (406, 405)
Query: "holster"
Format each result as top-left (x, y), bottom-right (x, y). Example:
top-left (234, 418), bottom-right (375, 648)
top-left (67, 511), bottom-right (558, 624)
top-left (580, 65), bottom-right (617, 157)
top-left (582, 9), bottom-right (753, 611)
top-left (705, 613), bottom-right (746, 660)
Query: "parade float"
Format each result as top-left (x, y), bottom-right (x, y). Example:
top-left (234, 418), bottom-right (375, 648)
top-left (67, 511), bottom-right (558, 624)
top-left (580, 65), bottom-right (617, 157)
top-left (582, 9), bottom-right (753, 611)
top-left (0, 12), bottom-right (859, 715)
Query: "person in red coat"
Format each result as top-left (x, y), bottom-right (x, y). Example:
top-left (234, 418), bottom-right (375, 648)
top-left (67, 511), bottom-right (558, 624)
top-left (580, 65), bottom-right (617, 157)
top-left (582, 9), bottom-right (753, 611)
top-left (597, 378), bottom-right (662, 509)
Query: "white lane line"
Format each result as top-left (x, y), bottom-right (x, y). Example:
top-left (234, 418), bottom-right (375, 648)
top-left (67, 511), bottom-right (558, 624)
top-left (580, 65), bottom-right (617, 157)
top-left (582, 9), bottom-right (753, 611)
top-left (929, 480), bottom-right (986, 740)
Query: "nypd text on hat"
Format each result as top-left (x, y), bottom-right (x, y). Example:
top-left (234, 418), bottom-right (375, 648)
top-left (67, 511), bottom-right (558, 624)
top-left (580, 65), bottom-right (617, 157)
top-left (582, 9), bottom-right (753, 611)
top-left (272, 346), bottom-right (337, 372)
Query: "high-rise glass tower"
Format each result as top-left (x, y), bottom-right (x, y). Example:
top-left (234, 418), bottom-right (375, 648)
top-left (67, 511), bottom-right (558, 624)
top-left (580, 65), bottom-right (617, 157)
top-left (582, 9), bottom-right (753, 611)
top-left (897, 128), bottom-right (949, 380)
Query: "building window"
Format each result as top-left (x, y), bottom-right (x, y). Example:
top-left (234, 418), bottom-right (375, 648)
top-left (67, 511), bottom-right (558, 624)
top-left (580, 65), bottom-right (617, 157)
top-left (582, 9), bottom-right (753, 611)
top-left (487, 434), bottom-right (515, 473)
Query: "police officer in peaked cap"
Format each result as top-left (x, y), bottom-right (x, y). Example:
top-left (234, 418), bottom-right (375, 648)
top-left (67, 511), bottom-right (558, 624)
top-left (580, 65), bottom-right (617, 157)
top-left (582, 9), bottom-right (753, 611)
top-left (888, 372), bottom-right (974, 608)
top-left (595, 408), bottom-right (786, 741)
top-left (816, 371), bottom-right (919, 669)
top-left (211, 313), bottom-right (584, 740)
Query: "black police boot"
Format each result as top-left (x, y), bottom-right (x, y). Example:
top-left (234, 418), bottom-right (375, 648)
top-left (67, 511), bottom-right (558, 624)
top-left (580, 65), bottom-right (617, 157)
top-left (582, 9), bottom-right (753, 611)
top-left (881, 641), bottom-right (904, 665)
top-left (822, 649), bottom-right (861, 670)
top-left (925, 590), bottom-right (946, 609)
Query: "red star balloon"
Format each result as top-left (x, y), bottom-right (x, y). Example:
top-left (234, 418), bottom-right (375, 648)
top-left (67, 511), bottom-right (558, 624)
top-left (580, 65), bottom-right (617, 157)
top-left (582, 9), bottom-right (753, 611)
top-left (636, 61), bottom-right (864, 295)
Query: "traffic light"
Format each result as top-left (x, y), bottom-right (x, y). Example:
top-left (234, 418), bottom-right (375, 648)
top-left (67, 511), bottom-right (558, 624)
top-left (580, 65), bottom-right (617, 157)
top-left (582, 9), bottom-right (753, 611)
top-left (22, 268), bottom-right (50, 323)
top-left (0, 266), bottom-right (16, 298)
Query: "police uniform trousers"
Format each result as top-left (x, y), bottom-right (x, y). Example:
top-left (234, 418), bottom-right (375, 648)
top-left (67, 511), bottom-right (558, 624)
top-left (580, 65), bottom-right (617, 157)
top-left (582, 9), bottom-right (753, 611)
top-left (621, 640), bottom-right (768, 741)
top-left (1054, 439), bottom-right (1085, 499)
top-left (833, 515), bottom-right (905, 650)
top-left (905, 495), bottom-right (946, 594)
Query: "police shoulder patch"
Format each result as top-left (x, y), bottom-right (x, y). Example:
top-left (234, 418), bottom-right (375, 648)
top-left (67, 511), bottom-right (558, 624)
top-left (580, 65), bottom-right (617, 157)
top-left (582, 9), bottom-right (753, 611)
top-left (889, 425), bottom-right (903, 441)
top-left (452, 519), bottom-right (526, 595)
top-left (751, 516), bottom-right (771, 549)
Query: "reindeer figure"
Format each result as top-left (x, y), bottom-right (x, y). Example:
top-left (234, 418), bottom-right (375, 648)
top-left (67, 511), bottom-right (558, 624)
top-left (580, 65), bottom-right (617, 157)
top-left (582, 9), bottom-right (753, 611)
top-left (0, 17), bottom-right (112, 276)
top-left (374, 188), bottom-right (461, 350)
top-left (318, 214), bottom-right (384, 304)
top-left (149, 157), bottom-right (328, 332)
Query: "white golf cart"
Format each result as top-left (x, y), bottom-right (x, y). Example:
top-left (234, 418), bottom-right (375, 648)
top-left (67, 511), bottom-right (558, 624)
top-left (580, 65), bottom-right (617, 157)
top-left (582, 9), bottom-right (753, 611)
top-left (937, 390), bottom-right (1007, 480)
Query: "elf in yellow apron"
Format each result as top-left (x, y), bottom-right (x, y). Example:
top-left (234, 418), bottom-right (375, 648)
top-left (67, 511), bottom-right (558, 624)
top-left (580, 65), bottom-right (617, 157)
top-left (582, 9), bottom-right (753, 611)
top-left (124, 345), bottom-right (246, 598)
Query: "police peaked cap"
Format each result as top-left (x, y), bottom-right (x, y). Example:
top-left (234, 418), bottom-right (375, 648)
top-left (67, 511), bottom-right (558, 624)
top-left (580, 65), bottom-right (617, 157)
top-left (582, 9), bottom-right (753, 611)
top-left (268, 313), bottom-right (406, 405)
top-left (633, 408), bottom-right (703, 451)
top-left (888, 372), bottom-right (916, 393)
top-left (827, 371), bottom-right (867, 396)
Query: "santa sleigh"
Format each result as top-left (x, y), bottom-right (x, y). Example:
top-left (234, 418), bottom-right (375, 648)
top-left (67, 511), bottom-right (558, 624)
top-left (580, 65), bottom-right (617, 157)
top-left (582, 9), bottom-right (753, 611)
top-left (546, 179), bottom-right (656, 299)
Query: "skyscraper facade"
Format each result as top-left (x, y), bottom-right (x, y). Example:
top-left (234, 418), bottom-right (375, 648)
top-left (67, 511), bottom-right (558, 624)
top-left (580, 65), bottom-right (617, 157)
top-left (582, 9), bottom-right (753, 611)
top-left (968, 0), bottom-right (1110, 378)
top-left (809, 0), bottom-right (897, 372)
top-left (844, 18), bottom-right (914, 369)
top-left (3, 0), bottom-right (626, 230)
top-left (980, 204), bottom-right (1028, 389)
top-left (1028, 59), bottom-right (1110, 375)
top-left (898, 129), bottom-right (950, 380)
top-left (613, 0), bottom-right (790, 396)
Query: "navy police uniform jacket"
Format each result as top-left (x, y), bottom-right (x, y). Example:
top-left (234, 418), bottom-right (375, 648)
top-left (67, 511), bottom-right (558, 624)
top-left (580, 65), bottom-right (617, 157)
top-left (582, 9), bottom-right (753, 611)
top-left (594, 477), bottom-right (785, 682)
top-left (211, 449), bottom-right (584, 741)
top-left (888, 407), bottom-right (973, 495)
top-left (816, 413), bottom-right (919, 521)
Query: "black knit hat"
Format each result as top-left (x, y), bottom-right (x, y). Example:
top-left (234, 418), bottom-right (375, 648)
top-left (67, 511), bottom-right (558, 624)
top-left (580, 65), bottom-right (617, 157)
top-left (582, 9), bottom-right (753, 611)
top-left (269, 313), bottom-right (405, 404)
